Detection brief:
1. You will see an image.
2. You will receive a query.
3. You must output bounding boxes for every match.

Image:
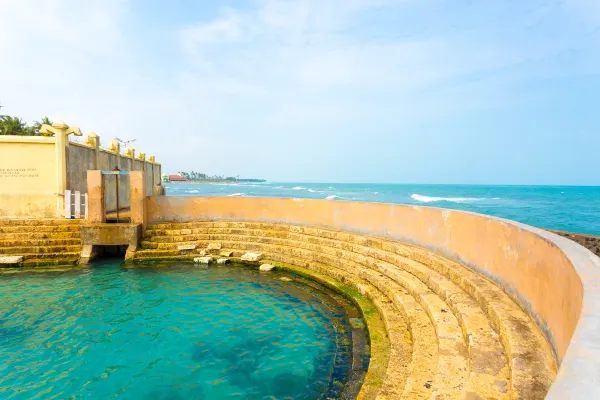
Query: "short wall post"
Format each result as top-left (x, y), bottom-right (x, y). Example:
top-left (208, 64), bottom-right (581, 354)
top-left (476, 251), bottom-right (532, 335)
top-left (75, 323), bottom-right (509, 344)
top-left (86, 170), bottom-right (105, 223)
top-left (130, 171), bottom-right (147, 230)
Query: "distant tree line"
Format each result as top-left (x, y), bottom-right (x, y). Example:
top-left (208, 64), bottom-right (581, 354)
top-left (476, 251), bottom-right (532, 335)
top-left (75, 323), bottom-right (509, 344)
top-left (0, 115), bottom-right (53, 136)
top-left (177, 171), bottom-right (265, 182)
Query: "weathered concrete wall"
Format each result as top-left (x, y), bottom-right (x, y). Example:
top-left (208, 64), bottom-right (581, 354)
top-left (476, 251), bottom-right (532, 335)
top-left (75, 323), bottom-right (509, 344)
top-left (0, 123), bottom-right (163, 218)
top-left (145, 196), bottom-right (600, 398)
top-left (67, 142), bottom-right (159, 198)
top-left (0, 136), bottom-right (57, 217)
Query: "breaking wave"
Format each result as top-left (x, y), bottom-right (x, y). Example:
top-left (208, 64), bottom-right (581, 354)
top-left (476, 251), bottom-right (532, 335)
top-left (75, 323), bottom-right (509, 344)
top-left (228, 193), bottom-right (245, 197)
top-left (326, 195), bottom-right (341, 200)
top-left (292, 186), bottom-right (305, 190)
top-left (411, 194), bottom-right (485, 203)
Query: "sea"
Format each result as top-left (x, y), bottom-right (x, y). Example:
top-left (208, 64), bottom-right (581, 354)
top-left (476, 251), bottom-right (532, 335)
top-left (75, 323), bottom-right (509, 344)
top-left (164, 183), bottom-right (600, 236)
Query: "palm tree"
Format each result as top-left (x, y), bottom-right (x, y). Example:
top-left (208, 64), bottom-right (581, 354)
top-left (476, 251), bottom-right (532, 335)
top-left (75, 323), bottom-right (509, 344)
top-left (0, 116), bottom-right (52, 136)
top-left (0, 116), bottom-right (29, 135)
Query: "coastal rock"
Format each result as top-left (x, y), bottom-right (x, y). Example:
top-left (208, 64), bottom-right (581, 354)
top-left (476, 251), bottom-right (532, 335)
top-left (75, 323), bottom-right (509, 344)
top-left (177, 244), bottom-right (196, 251)
top-left (259, 264), bottom-right (275, 272)
top-left (280, 277), bottom-right (292, 282)
top-left (217, 258), bottom-right (230, 264)
top-left (193, 256), bottom-right (213, 264)
top-left (220, 250), bottom-right (233, 257)
top-left (241, 252), bottom-right (263, 262)
top-left (197, 250), bottom-right (207, 256)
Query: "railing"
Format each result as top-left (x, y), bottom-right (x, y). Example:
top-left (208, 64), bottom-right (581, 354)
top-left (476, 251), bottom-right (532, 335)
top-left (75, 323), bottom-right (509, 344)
top-left (64, 190), bottom-right (88, 219)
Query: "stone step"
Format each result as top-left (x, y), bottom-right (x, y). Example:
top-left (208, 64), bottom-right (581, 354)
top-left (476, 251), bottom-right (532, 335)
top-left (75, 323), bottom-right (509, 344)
top-left (0, 238), bottom-right (81, 247)
top-left (259, 253), bottom-right (410, 399)
top-left (370, 273), bottom-right (438, 399)
top-left (143, 222), bottom-right (556, 394)
top-left (0, 245), bottom-right (81, 255)
top-left (0, 255), bottom-right (24, 267)
top-left (0, 218), bottom-right (82, 227)
top-left (258, 241), bottom-right (471, 397)
top-left (0, 231), bottom-right (81, 240)
top-left (17, 252), bottom-right (81, 260)
top-left (0, 225), bottom-right (81, 234)
top-left (22, 258), bottom-right (80, 267)
top-left (136, 240), bottom-right (477, 396)
top-left (140, 222), bottom-right (556, 398)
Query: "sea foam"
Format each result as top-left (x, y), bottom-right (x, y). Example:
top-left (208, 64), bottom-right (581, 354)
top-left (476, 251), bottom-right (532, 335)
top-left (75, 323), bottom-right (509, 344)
top-left (411, 194), bottom-right (484, 203)
top-left (228, 193), bottom-right (245, 197)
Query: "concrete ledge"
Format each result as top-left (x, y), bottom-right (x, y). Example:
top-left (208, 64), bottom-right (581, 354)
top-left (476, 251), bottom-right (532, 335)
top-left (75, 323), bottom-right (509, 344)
top-left (80, 223), bottom-right (141, 246)
top-left (0, 136), bottom-right (56, 144)
top-left (79, 223), bottom-right (141, 264)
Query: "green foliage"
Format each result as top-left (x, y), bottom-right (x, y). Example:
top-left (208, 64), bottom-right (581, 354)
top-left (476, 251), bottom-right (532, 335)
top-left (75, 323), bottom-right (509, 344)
top-left (175, 171), bottom-right (265, 182)
top-left (0, 115), bottom-right (52, 136)
top-left (177, 171), bottom-right (237, 181)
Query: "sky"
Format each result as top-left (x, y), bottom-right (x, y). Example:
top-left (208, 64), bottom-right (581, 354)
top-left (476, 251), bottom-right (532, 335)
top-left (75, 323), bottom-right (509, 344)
top-left (1, 0), bottom-right (599, 185)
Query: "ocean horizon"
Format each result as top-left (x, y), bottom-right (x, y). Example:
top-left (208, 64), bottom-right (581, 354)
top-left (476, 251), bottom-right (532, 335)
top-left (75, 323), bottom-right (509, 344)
top-left (164, 182), bottom-right (600, 236)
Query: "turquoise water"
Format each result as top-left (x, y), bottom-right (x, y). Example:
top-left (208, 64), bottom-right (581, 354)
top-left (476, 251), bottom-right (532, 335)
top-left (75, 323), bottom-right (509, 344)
top-left (0, 261), bottom-right (358, 399)
top-left (166, 183), bottom-right (600, 235)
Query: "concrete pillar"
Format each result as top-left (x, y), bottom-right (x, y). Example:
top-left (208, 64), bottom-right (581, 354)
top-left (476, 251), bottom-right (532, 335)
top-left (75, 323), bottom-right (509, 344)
top-left (130, 171), bottom-right (146, 229)
top-left (53, 122), bottom-right (69, 216)
top-left (87, 170), bottom-right (105, 223)
top-left (40, 121), bottom-right (82, 217)
top-left (149, 155), bottom-right (155, 188)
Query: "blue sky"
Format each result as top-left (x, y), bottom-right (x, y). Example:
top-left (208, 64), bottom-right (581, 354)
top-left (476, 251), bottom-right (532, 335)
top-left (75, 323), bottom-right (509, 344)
top-left (1, 0), bottom-right (599, 184)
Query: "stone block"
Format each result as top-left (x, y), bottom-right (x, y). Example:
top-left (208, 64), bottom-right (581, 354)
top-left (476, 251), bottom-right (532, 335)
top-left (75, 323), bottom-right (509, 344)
top-left (0, 255), bottom-right (24, 267)
top-left (207, 243), bottom-right (222, 250)
top-left (217, 258), bottom-right (230, 264)
top-left (180, 229), bottom-right (192, 235)
top-left (194, 256), bottom-right (213, 264)
top-left (241, 252), bottom-right (263, 262)
top-left (259, 264), bottom-right (274, 272)
top-left (220, 250), bottom-right (233, 257)
top-left (80, 224), bottom-right (141, 247)
top-left (178, 244), bottom-right (196, 251)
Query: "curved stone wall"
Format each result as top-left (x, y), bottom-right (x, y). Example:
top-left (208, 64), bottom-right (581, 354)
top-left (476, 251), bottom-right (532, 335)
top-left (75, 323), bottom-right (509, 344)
top-left (143, 196), bottom-right (600, 399)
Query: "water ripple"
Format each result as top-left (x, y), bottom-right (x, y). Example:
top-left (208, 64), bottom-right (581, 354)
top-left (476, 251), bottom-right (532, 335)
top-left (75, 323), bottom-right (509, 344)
top-left (0, 261), bottom-right (355, 399)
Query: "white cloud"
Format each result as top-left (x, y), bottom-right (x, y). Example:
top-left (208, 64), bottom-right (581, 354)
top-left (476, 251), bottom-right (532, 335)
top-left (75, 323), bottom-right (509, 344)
top-left (180, 10), bottom-right (244, 53)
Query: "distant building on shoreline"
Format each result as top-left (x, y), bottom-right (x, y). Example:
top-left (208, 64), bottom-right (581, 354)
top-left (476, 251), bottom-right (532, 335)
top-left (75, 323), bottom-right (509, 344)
top-left (167, 174), bottom-right (187, 182)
